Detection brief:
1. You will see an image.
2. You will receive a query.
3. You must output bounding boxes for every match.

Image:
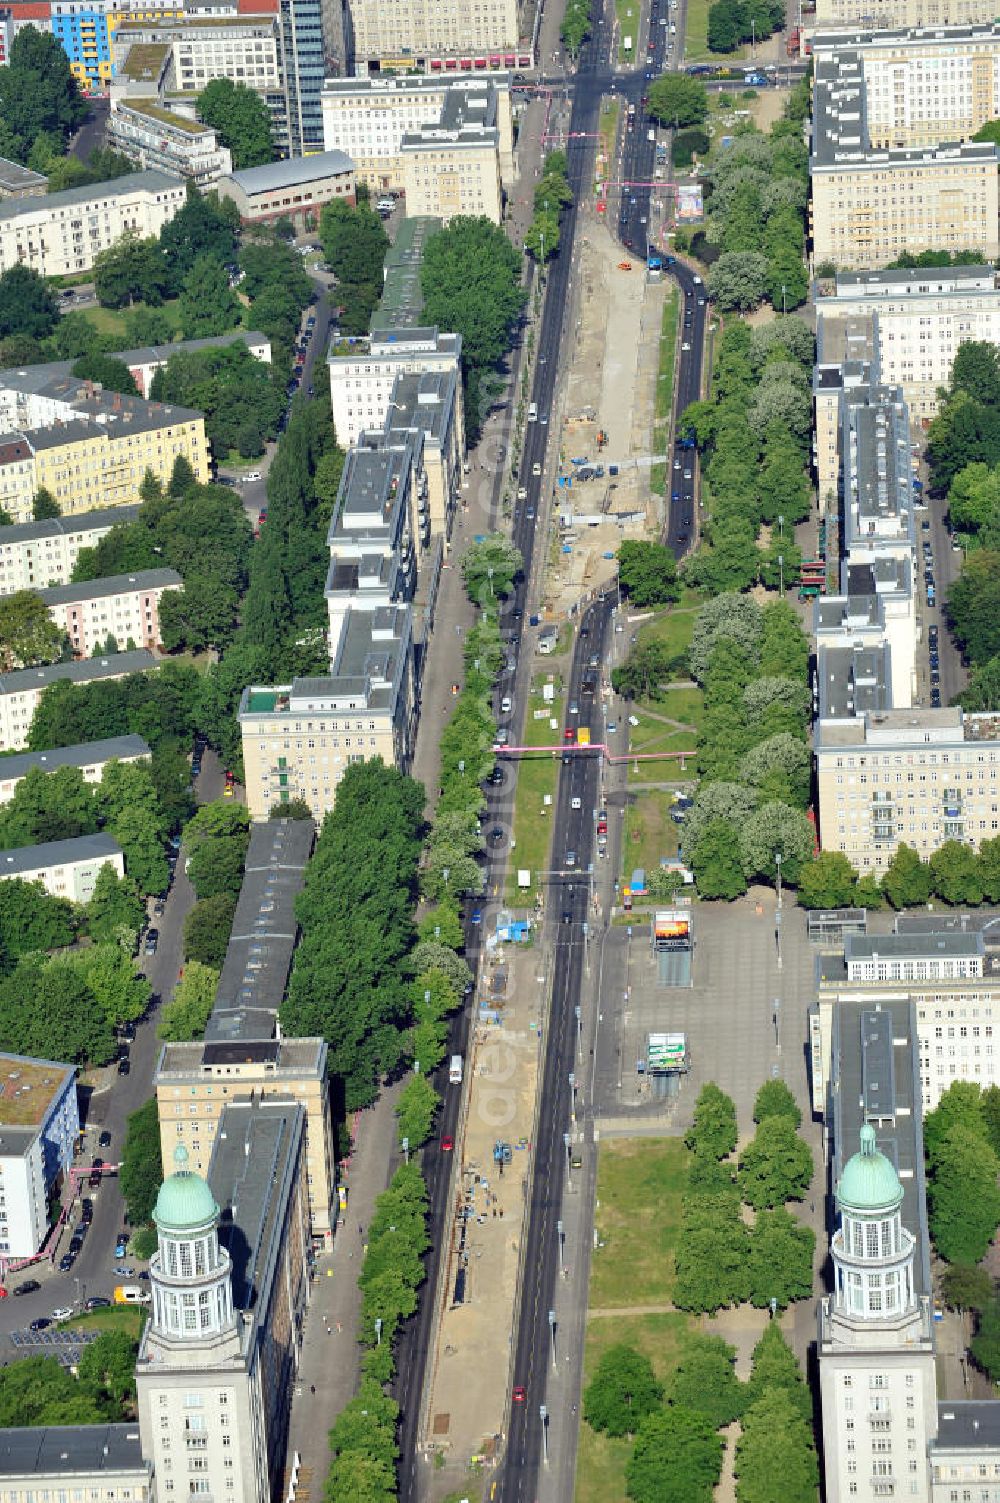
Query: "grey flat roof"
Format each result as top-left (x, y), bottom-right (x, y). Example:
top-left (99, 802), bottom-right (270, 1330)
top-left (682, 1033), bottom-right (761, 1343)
top-left (829, 998), bottom-right (931, 1295)
top-left (895, 910), bottom-right (1000, 942)
top-left (227, 150), bottom-right (354, 194)
top-left (0, 833), bottom-right (123, 877)
top-left (0, 507), bottom-right (139, 547)
top-left (816, 641), bottom-right (892, 722)
top-left (38, 569), bottom-right (181, 606)
top-left (210, 1098), bottom-right (304, 1317)
top-left (934, 1401), bottom-right (1000, 1452)
top-left (0, 735), bottom-right (149, 782)
top-left (0, 157), bottom-right (48, 193)
top-left (0, 169), bottom-right (182, 221)
top-left (0, 1425), bottom-right (146, 1478)
top-left (205, 819), bottom-right (314, 1046)
top-left (0, 650), bottom-right (156, 698)
top-left (846, 932), bottom-right (985, 961)
top-left (835, 264), bottom-right (995, 294)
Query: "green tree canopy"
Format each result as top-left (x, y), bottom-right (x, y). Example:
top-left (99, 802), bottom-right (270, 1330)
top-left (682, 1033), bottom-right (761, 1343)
top-left (665, 1334), bottom-right (743, 1429)
top-left (157, 961), bottom-right (219, 1042)
top-left (928, 1123), bottom-right (1000, 1263)
top-left (646, 73), bottom-right (709, 127)
top-left (0, 28), bottom-right (87, 164)
top-left (738, 1115), bottom-right (814, 1209)
top-left (744, 1321), bottom-right (811, 1422)
top-left (626, 1406), bottom-right (724, 1503)
top-left (584, 1344), bottom-right (664, 1438)
top-left (0, 264), bottom-right (60, 340)
top-left (183, 893), bottom-right (237, 968)
top-left (734, 1388), bottom-right (819, 1503)
top-left (753, 1078), bottom-right (801, 1127)
top-left (120, 1096), bottom-right (163, 1226)
top-left (159, 186), bottom-right (239, 278)
top-left (685, 1083), bottom-right (738, 1161)
top-left (0, 589), bottom-right (63, 670)
top-left (197, 79), bottom-right (274, 169)
top-left (179, 252), bottom-right (241, 339)
top-left (617, 541), bottom-right (680, 606)
top-left (93, 234), bottom-right (172, 309)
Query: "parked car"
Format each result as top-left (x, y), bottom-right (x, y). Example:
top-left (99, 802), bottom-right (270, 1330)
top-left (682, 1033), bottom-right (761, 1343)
top-left (13, 1280), bottom-right (40, 1296)
top-left (99, 1130), bottom-right (112, 1149)
top-left (85, 1296), bottom-right (110, 1311)
top-left (30, 1318), bottom-right (52, 1332)
top-left (51, 1307), bottom-right (73, 1322)
top-left (58, 1253), bottom-right (75, 1272)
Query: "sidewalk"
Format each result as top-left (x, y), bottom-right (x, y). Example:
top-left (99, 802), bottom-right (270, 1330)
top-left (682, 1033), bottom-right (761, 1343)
top-left (285, 1080), bottom-right (403, 1503)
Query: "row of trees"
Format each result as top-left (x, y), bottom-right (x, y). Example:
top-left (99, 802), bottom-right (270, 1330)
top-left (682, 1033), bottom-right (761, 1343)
top-left (0, 940), bottom-right (149, 1067)
top-left (675, 1082), bottom-right (815, 1315)
top-left (324, 1162), bottom-right (430, 1500)
top-left (584, 1321), bottom-right (815, 1503)
top-left (678, 594), bottom-right (814, 899)
top-left (526, 149), bottom-right (573, 264)
top-left (421, 216), bottom-right (526, 445)
top-left (681, 317), bottom-right (814, 596)
top-left (708, 0), bottom-right (785, 52)
top-left (924, 1082), bottom-right (1000, 1267)
top-left (795, 835), bottom-right (1000, 912)
top-left (319, 198), bottom-right (389, 335)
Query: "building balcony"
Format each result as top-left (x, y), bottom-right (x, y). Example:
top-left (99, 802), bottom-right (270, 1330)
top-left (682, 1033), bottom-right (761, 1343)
top-left (868, 1414), bottom-right (892, 1431)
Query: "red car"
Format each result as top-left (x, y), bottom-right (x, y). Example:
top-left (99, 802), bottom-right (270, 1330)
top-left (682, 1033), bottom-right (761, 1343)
top-left (512, 1386), bottom-right (526, 1403)
top-left (564, 727), bottom-right (574, 741)
top-left (441, 1134), bottom-right (454, 1152)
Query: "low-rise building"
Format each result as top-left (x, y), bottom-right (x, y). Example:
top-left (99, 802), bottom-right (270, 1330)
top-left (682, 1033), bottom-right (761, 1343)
top-left (38, 568), bottom-right (182, 657)
top-left (0, 832), bottom-right (124, 902)
top-left (400, 88), bottom-right (503, 222)
top-left (0, 168), bottom-right (186, 278)
top-left (107, 98), bottom-right (232, 185)
top-left (321, 73), bottom-right (513, 195)
top-left (0, 1053), bottom-right (78, 1259)
top-left (0, 157), bottom-right (47, 200)
top-left (0, 506), bottom-right (140, 596)
top-left (215, 151), bottom-right (355, 226)
top-left (154, 819), bottom-right (336, 1241)
top-left (137, 1100), bottom-right (310, 1503)
top-left (0, 650), bottom-right (157, 754)
top-left (99, 332), bottom-right (271, 398)
top-left (817, 264), bottom-right (1000, 421)
top-left (0, 1426), bottom-right (151, 1503)
top-left (811, 38), bottom-right (1000, 271)
top-left (816, 706), bottom-right (1000, 873)
top-left (239, 606), bottom-right (416, 820)
top-left (0, 734), bottom-right (150, 805)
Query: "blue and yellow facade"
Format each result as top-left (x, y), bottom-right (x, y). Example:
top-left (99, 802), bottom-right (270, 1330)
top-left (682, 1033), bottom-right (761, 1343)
top-left (11, 0), bottom-right (182, 92)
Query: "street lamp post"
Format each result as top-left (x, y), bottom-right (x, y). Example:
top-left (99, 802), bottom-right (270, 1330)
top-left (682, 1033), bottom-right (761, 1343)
top-left (773, 997), bottom-right (780, 1047)
top-left (777, 553), bottom-right (784, 599)
top-left (774, 853), bottom-right (783, 971)
top-left (575, 1004), bottom-right (582, 1059)
top-left (540, 1405), bottom-right (549, 1464)
top-left (557, 1218), bottom-right (565, 1272)
top-left (781, 283), bottom-right (787, 315)
top-left (569, 1071), bottom-right (577, 1121)
top-left (564, 1131), bottom-right (572, 1188)
top-left (549, 1309), bottom-right (558, 1371)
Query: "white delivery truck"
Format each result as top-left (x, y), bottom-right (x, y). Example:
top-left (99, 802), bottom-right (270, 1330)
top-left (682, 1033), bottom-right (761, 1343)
top-left (449, 1054), bottom-right (464, 1084)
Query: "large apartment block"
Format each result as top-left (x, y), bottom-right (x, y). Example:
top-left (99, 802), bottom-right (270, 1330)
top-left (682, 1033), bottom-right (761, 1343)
top-left (814, 0), bottom-right (999, 33)
top-left (817, 264), bottom-right (1000, 421)
top-left (0, 1054), bottom-right (79, 1258)
top-left (347, 0), bottom-right (521, 75)
top-left (0, 168), bottom-right (186, 278)
top-left (39, 568), bottom-right (182, 657)
top-left (400, 90), bottom-right (504, 223)
top-left (5, 0), bottom-right (183, 92)
top-left (811, 35), bottom-right (1000, 270)
top-left (106, 99), bottom-right (232, 186)
top-left (815, 706), bottom-right (1000, 873)
top-left (0, 506), bottom-right (139, 596)
top-left (321, 73), bottom-right (514, 194)
top-left (0, 366), bottom-right (209, 522)
top-left (0, 833), bottom-right (125, 902)
top-left (0, 650), bottom-right (157, 753)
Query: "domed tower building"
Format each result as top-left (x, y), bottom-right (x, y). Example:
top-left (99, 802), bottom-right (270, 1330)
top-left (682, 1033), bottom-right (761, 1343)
top-left (136, 1102), bottom-right (311, 1503)
top-left (819, 1122), bottom-right (938, 1503)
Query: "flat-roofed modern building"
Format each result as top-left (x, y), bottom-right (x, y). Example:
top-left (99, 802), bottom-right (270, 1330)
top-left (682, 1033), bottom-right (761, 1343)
top-left (215, 150), bottom-right (356, 225)
top-left (0, 156), bottom-right (47, 200)
top-left (137, 1097), bottom-right (310, 1503)
top-left (321, 73), bottom-right (513, 193)
top-left (384, 367), bottom-right (463, 538)
top-left (815, 561), bottom-right (917, 716)
top-left (329, 324), bottom-right (462, 450)
top-left (0, 833), bottom-right (125, 901)
top-left (0, 506), bottom-right (140, 596)
top-left (0, 168), bottom-right (186, 278)
top-left (107, 98), bottom-right (233, 185)
top-left (0, 650), bottom-right (157, 754)
top-left (38, 568), bottom-right (182, 657)
top-left (817, 265), bottom-right (1000, 421)
top-left (0, 1425), bottom-right (151, 1503)
top-left (811, 38), bottom-right (1000, 270)
top-left (400, 88), bottom-right (503, 222)
top-left (816, 707), bottom-right (1000, 873)
top-left (154, 819), bottom-right (336, 1240)
top-left (0, 734), bottom-right (151, 805)
top-left (0, 1052), bottom-right (78, 1258)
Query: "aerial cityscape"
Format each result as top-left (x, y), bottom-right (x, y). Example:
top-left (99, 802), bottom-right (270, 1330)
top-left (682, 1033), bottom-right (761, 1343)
top-left (2, 0), bottom-right (1000, 1496)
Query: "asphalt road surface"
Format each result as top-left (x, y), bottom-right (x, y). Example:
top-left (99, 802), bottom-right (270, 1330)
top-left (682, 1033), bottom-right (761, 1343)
top-left (0, 752), bottom-right (224, 1344)
top-left (69, 97), bottom-right (110, 165)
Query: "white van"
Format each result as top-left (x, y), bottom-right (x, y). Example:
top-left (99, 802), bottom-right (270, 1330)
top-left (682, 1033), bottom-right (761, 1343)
top-left (528, 402), bottom-right (538, 421)
top-left (376, 197), bottom-right (395, 215)
top-left (114, 1285), bottom-right (151, 1305)
top-left (449, 1054), bottom-right (464, 1085)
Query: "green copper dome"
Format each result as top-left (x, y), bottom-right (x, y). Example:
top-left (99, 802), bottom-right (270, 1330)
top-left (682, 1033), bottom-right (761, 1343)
top-left (837, 1124), bottom-right (903, 1214)
top-left (153, 1144), bottom-right (219, 1232)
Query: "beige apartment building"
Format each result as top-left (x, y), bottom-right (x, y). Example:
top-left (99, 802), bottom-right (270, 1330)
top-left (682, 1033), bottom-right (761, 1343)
top-left (0, 169), bottom-right (186, 278)
top-left (0, 506), bottom-right (139, 596)
top-left (238, 607), bottom-right (416, 819)
top-left (0, 734), bottom-right (150, 805)
top-left (40, 568), bottom-right (182, 657)
top-left (816, 706), bottom-right (1000, 872)
top-left (811, 38), bottom-right (1000, 270)
top-left (348, 0), bottom-right (519, 72)
top-left (321, 73), bottom-right (514, 193)
top-left (402, 112), bottom-right (503, 222)
top-left (815, 0), bottom-right (999, 30)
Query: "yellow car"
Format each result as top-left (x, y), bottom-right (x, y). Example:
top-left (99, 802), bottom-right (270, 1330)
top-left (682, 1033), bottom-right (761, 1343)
top-left (223, 783), bottom-right (235, 798)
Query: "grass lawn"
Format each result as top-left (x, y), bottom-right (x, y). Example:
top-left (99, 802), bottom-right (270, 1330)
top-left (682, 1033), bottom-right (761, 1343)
top-left (597, 98), bottom-right (620, 180)
top-left (615, 0), bottom-right (642, 59)
top-left (77, 299), bottom-right (243, 347)
top-left (633, 591), bottom-right (702, 659)
top-left (650, 290), bottom-right (679, 498)
top-left (683, 0), bottom-right (747, 60)
top-left (589, 1137), bottom-right (689, 1308)
top-left (505, 671), bottom-right (565, 902)
top-left (576, 1313), bottom-right (696, 1503)
top-left (64, 1306), bottom-right (146, 1337)
top-left (622, 787), bottom-right (681, 872)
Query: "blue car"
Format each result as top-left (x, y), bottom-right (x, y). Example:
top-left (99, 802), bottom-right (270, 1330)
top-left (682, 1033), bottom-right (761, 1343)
top-left (470, 908), bottom-right (483, 925)
top-left (115, 1238), bottom-right (129, 1258)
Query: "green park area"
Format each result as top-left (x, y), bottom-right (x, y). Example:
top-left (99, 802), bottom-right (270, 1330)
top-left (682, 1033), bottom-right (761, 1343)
top-left (505, 669), bottom-right (566, 903)
top-left (65, 1305), bottom-right (147, 1338)
top-left (649, 290), bottom-right (679, 499)
top-left (615, 0), bottom-right (642, 61)
top-left (76, 298), bottom-right (189, 344)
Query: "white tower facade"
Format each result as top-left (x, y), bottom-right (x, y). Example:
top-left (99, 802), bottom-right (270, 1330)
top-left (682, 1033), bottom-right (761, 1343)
top-left (819, 1125), bottom-right (938, 1502)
